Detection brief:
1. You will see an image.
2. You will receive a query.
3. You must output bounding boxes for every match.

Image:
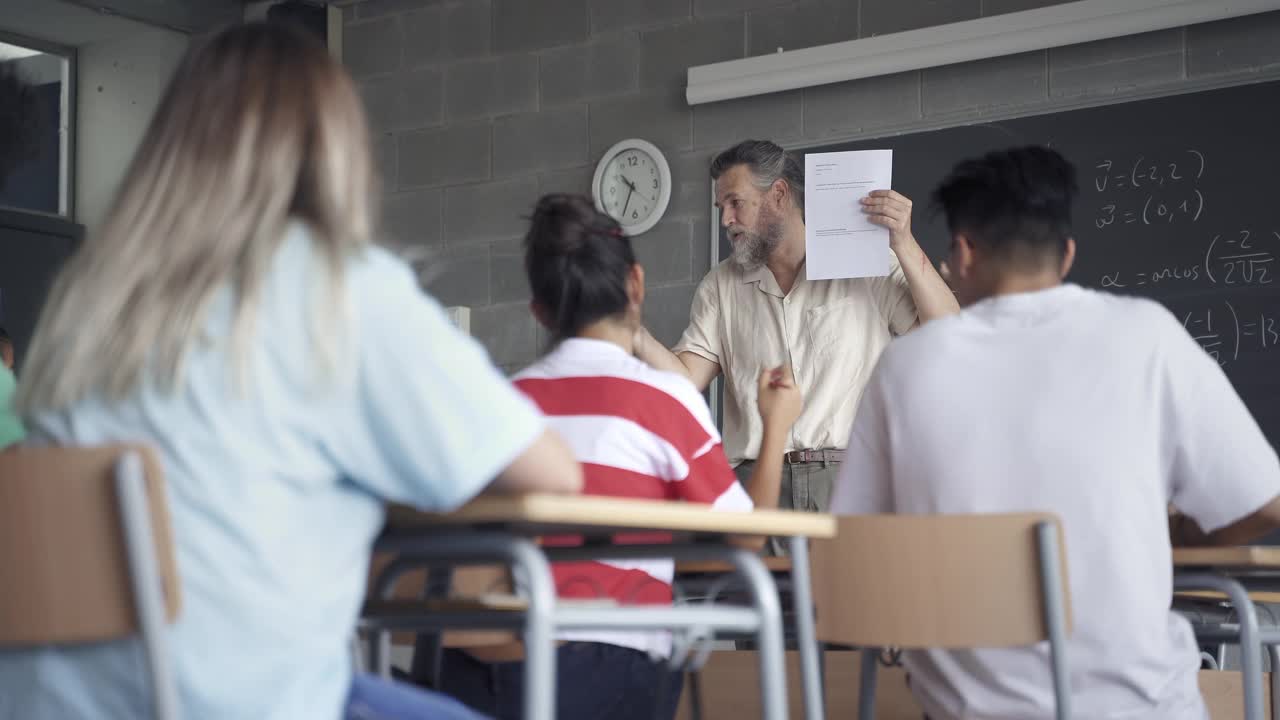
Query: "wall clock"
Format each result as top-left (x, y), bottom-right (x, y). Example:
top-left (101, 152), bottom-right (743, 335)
top-left (591, 138), bottom-right (671, 237)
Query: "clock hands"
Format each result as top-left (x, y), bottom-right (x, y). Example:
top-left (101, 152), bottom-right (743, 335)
top-left (620, 183), bottom-right (635, 219)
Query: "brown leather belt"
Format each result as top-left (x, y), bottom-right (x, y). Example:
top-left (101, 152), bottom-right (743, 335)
top-left (783, 448), bottom-right (845, 464)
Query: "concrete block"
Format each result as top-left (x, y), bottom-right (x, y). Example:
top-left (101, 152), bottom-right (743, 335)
top-left (400, 4), bottom-right (444, 66)
top-left (645, 282), bottom-right (698, 348)
top-left (539, 34), bottom-right (639, 106)
top-left (640, 17), bottom-right (744, 91)
top-left (372, 131), bottom-right (398, 192)
top-left (493, 0), bottom-right (589, 53)
top-left (982, 0), bottom-right (1073, 15)
top-left (1050, 30), bottom-right (1182, 98)
top-left (356, 0), bottom-right (434, 19)
top-left (473, 301), bottom-right (538, 365)
top-left (922, 51), bottom-right (1046, 117)
top-left (1189, 11), bottom-right (1280, 77)
top-left (443, 1), bottom-right (491, 60)
top-left (445, 55), bottom-right (538, 121)
top-left (667, 150), bottom-right (715, 222)
top-left (343, 16), bottom-right (402, 77)
top-left (382, 187), bottom-right (443, 248)
top-left (803, 71), bottom-right (920, 139)
top-left (589, 90), bottom-right (692, 158)
top-left (444, 177), bottom-right (541, 244)
top-left (695, 0), bottom-right (788, 16)
top-left (589, 0), bottom-right (689, 32)
top-left (747, 0), bottom-right (858, 56)
top-left (634, 219), bottom-right (693, 286)
top-left (860, 0), bottom-right (979, 37)
top-left (489, 249), bottom-right (530, 304)
top-left (493, 106), bottom-right (589, 178)
top-left (490, 237), bottom-right (526, 256)
top-left (537, 165), bottom-right (595, 198)
top-left (692, 90), bottom-right (804, 150)
top-left (398, 122), bottom-right (491, 188)
top-left (422, 243), bottom-right (491, 308)
top-left (403, 1), bottom-right (492, 65)
top-left (359, 67), bottom-right (443, 133)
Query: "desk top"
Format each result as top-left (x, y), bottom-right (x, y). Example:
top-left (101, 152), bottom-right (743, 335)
top-left (385, 493), bottom-right (836, 540)
top-left (676, 557), bottom-right (794, 574)
top-left (1173, 546), bottom-right (1280, 569)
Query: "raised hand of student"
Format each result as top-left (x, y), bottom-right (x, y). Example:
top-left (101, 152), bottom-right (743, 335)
top-left (756, 364), bottom-right (801, 431)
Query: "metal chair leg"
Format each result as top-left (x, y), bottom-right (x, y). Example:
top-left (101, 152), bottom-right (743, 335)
top-left (727, 548), bottom-right (788, 720)
top-left (788, 535), bottom-right (825, 720)
top-left (1175, 574), bottom-right (1264, 720)
top-left (857, 647), bottom-right (878, 720)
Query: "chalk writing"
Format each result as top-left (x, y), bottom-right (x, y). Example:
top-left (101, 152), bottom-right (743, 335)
top-left (1182, 302), bottom-right (1280, 366)
top-left (1092, 151), bottom-right (1206, 230)
top-left (1097, 229), bottom-right (1277, 289)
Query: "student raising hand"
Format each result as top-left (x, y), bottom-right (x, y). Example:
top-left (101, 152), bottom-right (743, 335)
top-left (757, 364), bottom-right (802, 431)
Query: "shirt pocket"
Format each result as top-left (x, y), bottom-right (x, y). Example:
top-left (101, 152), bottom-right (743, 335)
top-left (806, 298), bottom-right (862, 359)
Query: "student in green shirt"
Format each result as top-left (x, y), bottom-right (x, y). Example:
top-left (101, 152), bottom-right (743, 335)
top-left (0, 328), bottom-right (24, 447)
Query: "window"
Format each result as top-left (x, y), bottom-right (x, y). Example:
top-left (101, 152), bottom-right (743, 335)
top-left (0, 33), bottom-right (73, 217)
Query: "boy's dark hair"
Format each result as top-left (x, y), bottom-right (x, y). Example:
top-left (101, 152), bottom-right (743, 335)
top-left (524, 194), bottom-right (635, 341)
top-left (931, 146), bottom-right (1078, 268)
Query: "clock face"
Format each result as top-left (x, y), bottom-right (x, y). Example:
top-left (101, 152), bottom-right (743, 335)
top-left (598, 147), bottom-right (662, 228)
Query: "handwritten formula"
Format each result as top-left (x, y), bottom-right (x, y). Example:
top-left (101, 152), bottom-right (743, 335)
top-left (1182, 302), bottom-right (1280, 366)
top-left (1099, 229), bottom-right (1277, 290)
top-left (1092, 150), bottom-right (1205, 230)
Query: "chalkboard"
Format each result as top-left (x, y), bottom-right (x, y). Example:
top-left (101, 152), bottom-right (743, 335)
top-left (752, 79), bottom-right (1280, 453)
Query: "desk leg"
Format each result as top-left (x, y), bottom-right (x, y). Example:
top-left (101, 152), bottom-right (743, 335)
top-left (788, 535), bottom-right (825, 720)
top-left (1175, 574), bottom-right (1264, 720)
top-left (409, 567), bottom-right (453, 687)
top-left (508, 538), bottom-right (557, 720)
top-left (728, 548), bottom-right (788, 720)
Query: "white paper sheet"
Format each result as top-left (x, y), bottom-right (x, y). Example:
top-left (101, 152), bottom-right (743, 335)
top-left (804, 150), bottom-right (893, 280)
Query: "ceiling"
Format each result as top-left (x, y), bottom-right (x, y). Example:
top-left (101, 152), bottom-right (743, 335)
top-left (61, 0), bottom-right (248, 34)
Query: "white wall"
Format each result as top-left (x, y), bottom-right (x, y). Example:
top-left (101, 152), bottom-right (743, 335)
top-left (75, 25), bottom-right (187, 230)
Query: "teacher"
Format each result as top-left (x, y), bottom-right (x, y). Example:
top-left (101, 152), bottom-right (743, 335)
top-left (634, 139), bottom-right (958, 538)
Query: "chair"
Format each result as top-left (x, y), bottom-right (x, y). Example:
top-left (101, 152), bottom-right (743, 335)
top-left (0, 446), bottom-right (181, 719)
top-left (810, 513), bottom-right (1072, 720)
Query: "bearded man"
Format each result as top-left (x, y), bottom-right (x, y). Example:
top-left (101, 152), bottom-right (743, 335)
top-left (633, 139), bottom-right (958, 540)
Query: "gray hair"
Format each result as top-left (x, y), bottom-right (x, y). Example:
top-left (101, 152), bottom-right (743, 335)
top-left (710, 139), bottom-right (805, 217)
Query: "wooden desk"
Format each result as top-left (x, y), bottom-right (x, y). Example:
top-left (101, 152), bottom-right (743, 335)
top-left (385, 493), bottom-right (836, 540)
top-left (677, 557), bottom-right (793, 575)
top-left (1175, 546), bottom-right (1280, 569)
top-left (373, 493), bottom-right (835, 720)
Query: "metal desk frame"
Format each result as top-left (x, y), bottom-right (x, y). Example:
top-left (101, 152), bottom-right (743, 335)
top-left (366, 529), bottom-right (803, 720)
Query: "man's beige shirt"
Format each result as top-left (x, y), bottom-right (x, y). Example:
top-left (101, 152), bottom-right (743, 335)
top-left (673, 252), bottom-right (918, 465)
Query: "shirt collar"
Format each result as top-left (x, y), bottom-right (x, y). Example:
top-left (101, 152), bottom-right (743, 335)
top-left (554, 337), bottom-right (633, 359)
top-left (739, 261), bottom-right (806, 299)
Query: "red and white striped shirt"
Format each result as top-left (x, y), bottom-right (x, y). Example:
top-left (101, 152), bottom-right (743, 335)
top-left (513, 338), bottom-right (753, 657)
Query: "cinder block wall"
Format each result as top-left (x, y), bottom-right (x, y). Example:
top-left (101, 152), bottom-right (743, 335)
top-left (337, 0), bottom-right (1280, 372)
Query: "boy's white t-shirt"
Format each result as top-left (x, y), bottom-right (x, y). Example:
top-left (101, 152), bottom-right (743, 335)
top-left (833, 284), bottom-right (1280, 720)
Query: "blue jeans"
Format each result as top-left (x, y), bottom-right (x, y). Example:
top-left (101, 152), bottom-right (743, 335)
top-left (345, 672), bottom-right (490, 720)
top-left (437, 642), bottom-right (684, 720)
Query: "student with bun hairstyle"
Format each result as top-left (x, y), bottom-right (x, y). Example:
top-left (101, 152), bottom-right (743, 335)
top-left (436, 194), bottom-right (803, 720)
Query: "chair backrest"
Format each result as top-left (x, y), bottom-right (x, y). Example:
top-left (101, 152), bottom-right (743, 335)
top-left (0, 445), bottom-right (180, 647)
top-left (811, 513), bottom-right (1072, 648)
